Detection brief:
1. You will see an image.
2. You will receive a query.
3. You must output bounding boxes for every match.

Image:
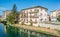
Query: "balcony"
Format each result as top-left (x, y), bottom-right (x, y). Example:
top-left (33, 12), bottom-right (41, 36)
top-left (29, 12), bottom-right (38, 14)
top-left (20, 14), bottom-right (28, 18)
top-left (21, 15), bottom-right (28, 18)
top-left (30, 14), bottom-right (39, 18)
top-left (30, 16), bottom-right (39, 18)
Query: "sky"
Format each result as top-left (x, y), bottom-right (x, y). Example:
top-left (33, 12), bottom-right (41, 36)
top-left (0, 0), bottom-right (60, 16)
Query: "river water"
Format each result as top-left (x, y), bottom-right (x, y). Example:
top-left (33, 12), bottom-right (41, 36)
top-left (0, 24), bottom-right (58, 37)
top-left (0, 24), bottom-right (7, 37)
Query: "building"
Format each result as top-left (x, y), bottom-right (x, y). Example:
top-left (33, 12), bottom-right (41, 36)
top-left (51, 10), bottom-right (60, 21)
top-left (47, 14), bottom-right (51, 21)
top-left (19, 6), bottom-right (48, 26)
top-left (2, 10), bottom-right (11, 20)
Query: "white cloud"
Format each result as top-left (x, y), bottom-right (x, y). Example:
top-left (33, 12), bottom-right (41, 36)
top-left (0, 7), bottom-right (6, 11)
top-left (0, 7), bottom-right (7, 15)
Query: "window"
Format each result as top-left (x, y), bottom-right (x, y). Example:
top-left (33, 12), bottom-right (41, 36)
top-left (34, 9), bottom-right (39, 12)
top-left (30, 9), bottom-right (32, 12)
top-left (40, 19), bottom-right (43, 21)
top-left (45, 19), bottom-right (46, 21)
top-left (41, 8), bottom-right (42, 11)
top-left (34, 13), bottom-right (38, 17)
top-left (35, 19), bottom-right (37, 22)
top-left (40, 13), bottom-right (42, 16)
top-left (25, 10), bottom-right (26, 13)
top-left (26, 19), bottom-right (28, 23)
top-left (24, 19), bottom-right (25, 22)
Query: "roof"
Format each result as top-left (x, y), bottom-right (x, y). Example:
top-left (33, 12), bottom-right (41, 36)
top-left (3, 10), bottom-right (12, 12)
top-left (21, 6), bottom-right (48, 10)
top-left (51, 10), bottom-right (60, 12)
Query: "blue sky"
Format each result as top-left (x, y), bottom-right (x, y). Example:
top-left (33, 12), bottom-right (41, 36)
top-left (0, 0), bottom-right (60, 16)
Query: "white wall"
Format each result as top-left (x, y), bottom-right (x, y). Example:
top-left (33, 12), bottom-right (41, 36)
top-left (39, 23), bottom-right (60, 30)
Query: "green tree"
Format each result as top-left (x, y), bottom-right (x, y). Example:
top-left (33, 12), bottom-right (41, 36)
top-left (30, 19), bottom-right (33, 26)
top-left (0, 19), bottom-right (2, 23)
top-left (6, 4), bottom-right (19, 24)
top-left (12, 4), bottom-right (17, 14)
top-left (6, 13), bottom-right (15, 24)
top-left (57, 15), bottom-right (60, 21)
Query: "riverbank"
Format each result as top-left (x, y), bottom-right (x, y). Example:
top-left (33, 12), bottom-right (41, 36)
top-left (11, 24), bottom-right (60, 37)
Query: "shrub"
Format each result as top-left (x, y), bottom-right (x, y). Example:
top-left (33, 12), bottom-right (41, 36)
top-left (57, 15), bottom-right (60, 22)
top-left (21, 22), bottom-right (24, 25)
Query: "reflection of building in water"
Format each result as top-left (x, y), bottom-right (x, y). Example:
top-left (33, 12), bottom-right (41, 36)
top-left (2, 25), bottom-right (7, 33)
top-left (19, 6), bottom-right (48, 26)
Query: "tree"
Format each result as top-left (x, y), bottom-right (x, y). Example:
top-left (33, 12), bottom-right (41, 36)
top-left (11, 4), bottom-right (17, 24)
top-left (6, 13), bottom-right (15, 24)
top-left (0, 19), bottom-right (2, 23)
top-left (57, 15), bottom-right (60, 22)
top-left (30, 19), bottom-right (33, 26)
top-left (12, 4), bottom-right (17, 14)
top-left (6, 4), bottom-right (19, 24)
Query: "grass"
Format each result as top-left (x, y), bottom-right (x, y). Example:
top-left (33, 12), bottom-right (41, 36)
top-left (56, 30), bottom-right (60, 35)
top-left (39, 30), bottom-right (53, 35)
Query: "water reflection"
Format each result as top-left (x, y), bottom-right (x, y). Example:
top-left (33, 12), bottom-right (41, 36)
top-left (5, 25), bottom-right (57, 37)
top-left (6, 26), bottom-right (20, 37)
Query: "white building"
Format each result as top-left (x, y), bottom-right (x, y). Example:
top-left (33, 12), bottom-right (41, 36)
top-left (51, 10), bottom-right (60, 21)
top-left (19, 6), bottom-right (48, 26)
top-left (2, 10), bottom-right (11, 20)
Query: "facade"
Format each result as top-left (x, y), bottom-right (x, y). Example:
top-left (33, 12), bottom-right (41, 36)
top-left (51, 10), bottom-right (60, 21)
top-left (19, 6), bottom-right (48, 26)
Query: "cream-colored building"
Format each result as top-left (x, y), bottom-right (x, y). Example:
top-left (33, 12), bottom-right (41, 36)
top-left (19, 6), bottom-right (48, 26)
top-left (51, 10), bottom-right (60, 21)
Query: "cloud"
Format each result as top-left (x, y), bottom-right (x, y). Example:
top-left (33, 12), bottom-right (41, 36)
top-left (0, 7), bottom-right (6, 11)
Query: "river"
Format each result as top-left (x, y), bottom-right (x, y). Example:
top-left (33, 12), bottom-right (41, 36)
top-left (0, 24), bottom-right (58, 37)
top-left (0, 24), bottom-right (7, 37)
